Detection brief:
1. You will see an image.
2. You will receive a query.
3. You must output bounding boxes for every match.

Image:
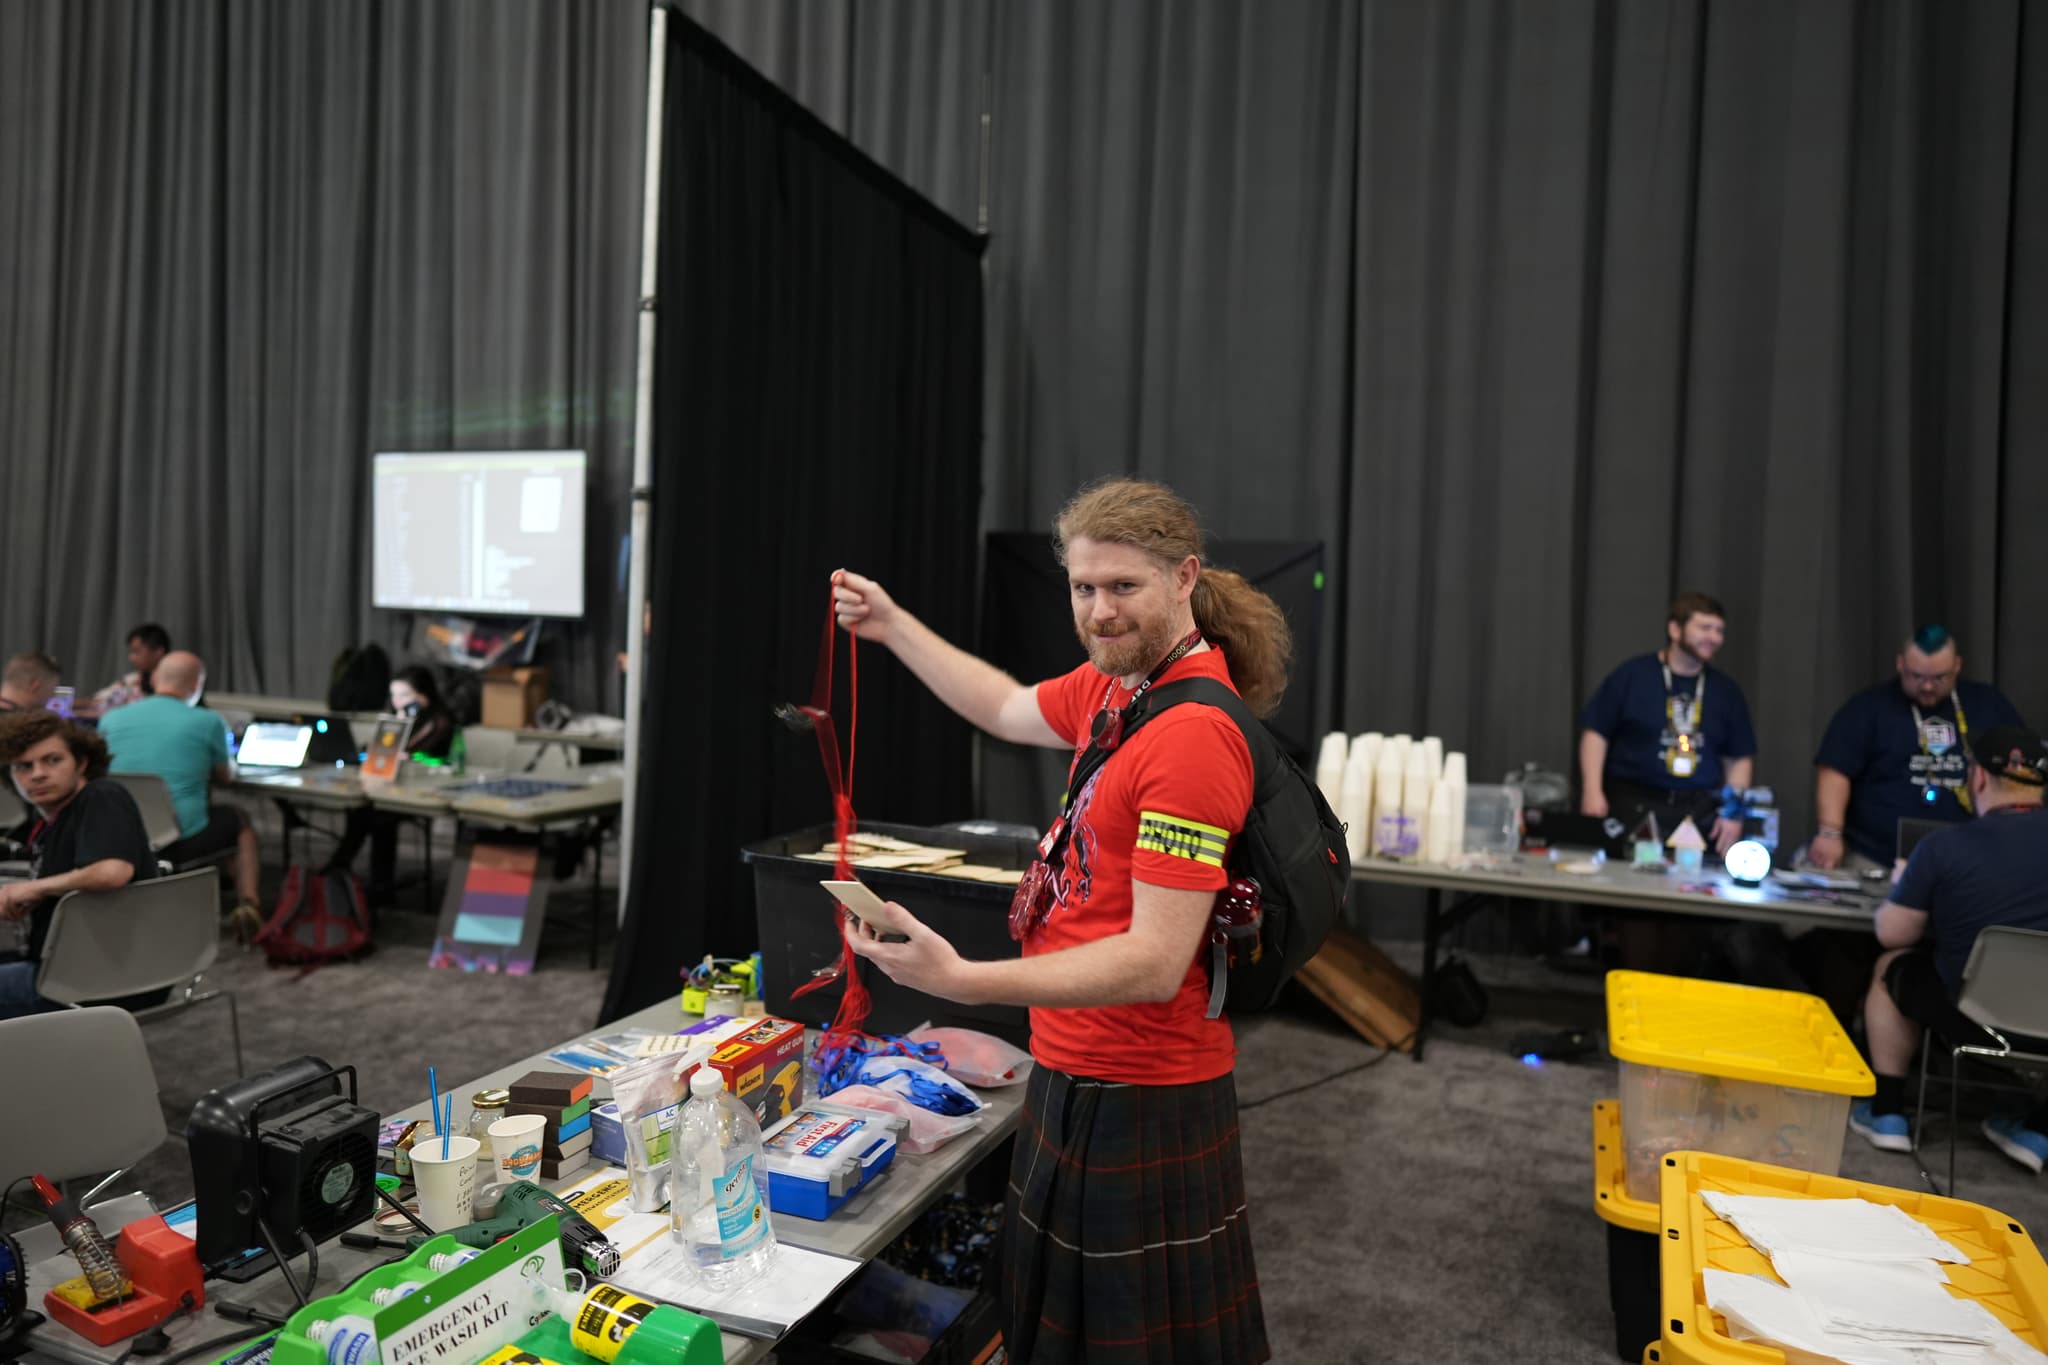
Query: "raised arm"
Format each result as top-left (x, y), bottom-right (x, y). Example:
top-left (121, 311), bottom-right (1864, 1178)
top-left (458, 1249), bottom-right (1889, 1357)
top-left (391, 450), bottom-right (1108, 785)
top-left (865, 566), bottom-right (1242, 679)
top-left (832, 569), bottom-right (1065, 749)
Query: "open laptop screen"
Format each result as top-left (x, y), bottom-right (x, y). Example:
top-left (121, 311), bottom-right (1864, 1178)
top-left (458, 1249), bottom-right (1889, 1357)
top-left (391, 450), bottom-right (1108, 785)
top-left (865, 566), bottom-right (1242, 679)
top-left (237, 723), bottom-right (313, 769)
top-left (1896, 817), bottom-right (1949, 863)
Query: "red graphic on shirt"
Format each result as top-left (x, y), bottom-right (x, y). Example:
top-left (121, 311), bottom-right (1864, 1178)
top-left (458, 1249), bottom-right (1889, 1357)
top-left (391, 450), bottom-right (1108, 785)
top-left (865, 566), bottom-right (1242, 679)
top-left (1051, 766), bottom-right (1105, 919)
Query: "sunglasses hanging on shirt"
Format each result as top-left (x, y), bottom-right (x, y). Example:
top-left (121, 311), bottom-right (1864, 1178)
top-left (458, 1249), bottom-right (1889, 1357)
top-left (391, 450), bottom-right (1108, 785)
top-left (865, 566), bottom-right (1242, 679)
top-left (1089, 629), bottom-right (1204, 752)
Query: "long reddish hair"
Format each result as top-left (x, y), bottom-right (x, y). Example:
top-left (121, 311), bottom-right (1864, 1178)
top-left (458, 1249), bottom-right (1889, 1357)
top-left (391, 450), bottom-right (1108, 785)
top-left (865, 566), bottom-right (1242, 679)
top-left (1053, 478), bottom-right (1292, 717)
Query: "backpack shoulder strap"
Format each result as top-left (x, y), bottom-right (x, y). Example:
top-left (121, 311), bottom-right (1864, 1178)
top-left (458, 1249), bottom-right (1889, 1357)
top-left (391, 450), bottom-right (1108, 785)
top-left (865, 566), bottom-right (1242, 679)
top-left (1140, 677), bottom-right (1279, 795)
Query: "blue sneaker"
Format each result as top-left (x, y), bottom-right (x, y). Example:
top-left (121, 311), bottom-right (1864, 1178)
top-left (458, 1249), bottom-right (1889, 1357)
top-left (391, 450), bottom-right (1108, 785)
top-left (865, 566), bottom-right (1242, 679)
top-left (1850, 1101), bottom-right (1913, 1153)
top-left (1982, 1116), bottom-right (2048, 1174)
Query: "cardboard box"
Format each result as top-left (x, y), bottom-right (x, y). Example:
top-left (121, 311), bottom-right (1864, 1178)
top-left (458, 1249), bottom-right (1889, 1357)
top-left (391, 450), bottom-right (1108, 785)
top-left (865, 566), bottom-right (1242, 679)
top-left (481, 666), bottom-right (549, 729)
top-left (704, 1016), bottom-right (807, 1128)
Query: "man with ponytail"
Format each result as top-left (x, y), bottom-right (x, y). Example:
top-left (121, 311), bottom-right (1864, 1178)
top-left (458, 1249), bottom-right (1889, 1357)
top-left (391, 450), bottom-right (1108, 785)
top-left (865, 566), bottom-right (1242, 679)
top-left (832, 477), bottom-right (1278, 1364)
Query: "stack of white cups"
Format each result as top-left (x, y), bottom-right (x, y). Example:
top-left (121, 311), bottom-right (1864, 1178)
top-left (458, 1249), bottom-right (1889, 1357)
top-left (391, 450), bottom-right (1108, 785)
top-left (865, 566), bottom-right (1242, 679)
top-left (1313, 730), bottom-right (1469, 865)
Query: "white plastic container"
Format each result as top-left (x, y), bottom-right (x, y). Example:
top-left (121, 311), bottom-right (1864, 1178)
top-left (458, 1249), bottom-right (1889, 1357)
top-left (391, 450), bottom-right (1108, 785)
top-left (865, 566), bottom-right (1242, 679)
top-left (1461, 783), bottom-right (1522, 856)
top-left (668, 1068), bottom-right (777, 1290)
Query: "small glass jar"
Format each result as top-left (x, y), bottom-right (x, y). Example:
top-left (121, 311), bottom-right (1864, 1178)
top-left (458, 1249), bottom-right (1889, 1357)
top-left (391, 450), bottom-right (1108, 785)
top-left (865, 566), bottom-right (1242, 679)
top-left (707, 981), bottom-right (746, 1017)
top-left (468, 1088), bottom-right (511, 1163)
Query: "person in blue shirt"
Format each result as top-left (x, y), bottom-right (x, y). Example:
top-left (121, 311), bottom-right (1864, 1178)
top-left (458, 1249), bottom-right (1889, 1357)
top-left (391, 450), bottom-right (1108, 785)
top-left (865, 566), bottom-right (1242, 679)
top-left (1848, 725), bottom-right (2048, 1170)
top-left (96, 650), bottom-right (264, 930)
top-left (1806, 625), bottom-right (2025, 872)
top-left (1579, 591), bottom-right (1758, 854)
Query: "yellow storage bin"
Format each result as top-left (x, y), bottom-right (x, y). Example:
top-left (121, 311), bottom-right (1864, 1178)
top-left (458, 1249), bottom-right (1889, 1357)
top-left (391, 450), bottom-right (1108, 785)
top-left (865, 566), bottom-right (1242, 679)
top-left (1646, 1150), bottom-right (2048, 1364)
top-left (1595, 1099), bottom-right (1658, 1233)
top-left (1596, 1100), bottom-right (1662, 1362)
top-left (1607, 971), bottom-right (1873, 1202)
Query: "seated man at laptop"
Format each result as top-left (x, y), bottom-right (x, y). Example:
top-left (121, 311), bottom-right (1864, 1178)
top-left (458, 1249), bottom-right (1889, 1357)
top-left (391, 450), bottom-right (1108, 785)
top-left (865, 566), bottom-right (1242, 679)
top-left (97, 651), bottom-right (263, 934)
top-left (1806, 625), bottom-right (2024, 872)
top-left (1849, 725), bottom-right (2048, 1168)
top-left (0, 651), bottom-right (62, 713)
top-left (0, 712), bottom-right (159, 1019)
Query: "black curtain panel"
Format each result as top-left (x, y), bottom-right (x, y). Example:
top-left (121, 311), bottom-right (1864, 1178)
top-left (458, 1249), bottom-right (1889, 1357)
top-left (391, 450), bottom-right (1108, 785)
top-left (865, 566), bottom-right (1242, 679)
top-left (599, 13), bottom-right (983, 1021)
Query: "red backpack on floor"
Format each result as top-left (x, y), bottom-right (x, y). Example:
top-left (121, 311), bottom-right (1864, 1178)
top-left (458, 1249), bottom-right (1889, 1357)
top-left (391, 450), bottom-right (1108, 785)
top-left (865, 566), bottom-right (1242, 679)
top-left (255, 866), bottom-right (373, 969)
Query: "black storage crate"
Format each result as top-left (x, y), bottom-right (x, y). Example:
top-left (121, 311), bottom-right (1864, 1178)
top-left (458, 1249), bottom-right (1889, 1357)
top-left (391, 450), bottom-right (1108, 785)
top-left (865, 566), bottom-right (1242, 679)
top-left (1607, 1221), bottom-right (1659, 1361)
top-left (743, 821), bottom-right (1034, 1044)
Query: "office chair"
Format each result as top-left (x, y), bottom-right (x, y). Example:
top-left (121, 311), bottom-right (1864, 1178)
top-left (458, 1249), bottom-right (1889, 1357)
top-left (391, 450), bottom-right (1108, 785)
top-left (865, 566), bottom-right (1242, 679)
top-left (1911, 925), bottom-right (2048, 1196)
top-left (36, 868), bottom-right (243, 1078)
top-left (0, 1007), bottom-right (167, 1208)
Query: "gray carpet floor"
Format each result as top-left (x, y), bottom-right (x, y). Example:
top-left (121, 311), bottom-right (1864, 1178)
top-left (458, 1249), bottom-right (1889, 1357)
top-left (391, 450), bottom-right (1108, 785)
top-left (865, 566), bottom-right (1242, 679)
top-left (14, 837), bottom-right (2048, 1363)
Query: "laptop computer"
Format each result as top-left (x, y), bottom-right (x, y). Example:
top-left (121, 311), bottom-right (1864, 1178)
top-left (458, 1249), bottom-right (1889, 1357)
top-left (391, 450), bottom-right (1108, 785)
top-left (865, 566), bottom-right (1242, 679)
top-left (291, 714), bottom-right (361, 766)
top-left (1897, 817), bottom-right (1949, 863)
top-left (235, 722), bottom-right (314, 770)
top-left (1522, 809), bottom-right (1632, 858)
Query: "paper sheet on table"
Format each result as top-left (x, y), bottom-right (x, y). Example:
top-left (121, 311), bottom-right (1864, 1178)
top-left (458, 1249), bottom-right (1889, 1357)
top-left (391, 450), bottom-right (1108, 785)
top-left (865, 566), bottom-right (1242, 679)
top-left (559, 1167), bottom-right (673, 1260)
top-left (1702, 1194), bottom-right (1969, 1263)
top-left (610, 1235), bottom-right (862, 1332)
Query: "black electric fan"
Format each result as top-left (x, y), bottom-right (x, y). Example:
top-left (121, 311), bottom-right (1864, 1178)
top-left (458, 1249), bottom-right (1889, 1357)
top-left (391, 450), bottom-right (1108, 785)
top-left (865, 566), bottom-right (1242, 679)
top-left (187, 1057), bottom-right (378, 1282)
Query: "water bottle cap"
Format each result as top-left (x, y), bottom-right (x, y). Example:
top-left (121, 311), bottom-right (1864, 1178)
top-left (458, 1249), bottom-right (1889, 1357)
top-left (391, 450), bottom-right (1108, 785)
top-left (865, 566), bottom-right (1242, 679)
top-left (690, 1068), bottom-right (723, 1097)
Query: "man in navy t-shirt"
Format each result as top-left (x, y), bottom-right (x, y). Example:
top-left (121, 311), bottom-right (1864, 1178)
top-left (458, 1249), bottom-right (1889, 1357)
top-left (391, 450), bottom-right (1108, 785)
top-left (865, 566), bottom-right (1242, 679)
top-left (1807, 625), bottom-right (2024, 872)
top-left (1848, 725), bottom-right (2048, 1170)
top-left (1580, 591), bottom-right (1758, 854)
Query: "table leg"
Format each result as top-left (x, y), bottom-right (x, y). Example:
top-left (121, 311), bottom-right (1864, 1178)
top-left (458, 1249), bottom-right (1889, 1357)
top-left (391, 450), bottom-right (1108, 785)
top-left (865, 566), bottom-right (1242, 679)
top-left (1415, 885), bottom-right (1442, 1062)
top-left (588, 820), bottom-right (602, 970)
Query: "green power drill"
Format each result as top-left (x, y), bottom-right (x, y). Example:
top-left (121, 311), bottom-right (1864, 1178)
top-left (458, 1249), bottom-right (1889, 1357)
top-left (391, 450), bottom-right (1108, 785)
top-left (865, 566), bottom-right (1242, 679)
top-left (407, 1180), bottom-right (622, 1278)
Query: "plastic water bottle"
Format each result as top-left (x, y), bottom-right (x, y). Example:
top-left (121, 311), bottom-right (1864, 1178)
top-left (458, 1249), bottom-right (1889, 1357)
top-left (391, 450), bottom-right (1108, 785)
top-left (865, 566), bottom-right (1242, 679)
top-left (668, 1069), bottom-right (776, 1290)
top-left (449, 729), bottom-right (468, 776)
top-left (307, 1315), bottom-right (380, 1365)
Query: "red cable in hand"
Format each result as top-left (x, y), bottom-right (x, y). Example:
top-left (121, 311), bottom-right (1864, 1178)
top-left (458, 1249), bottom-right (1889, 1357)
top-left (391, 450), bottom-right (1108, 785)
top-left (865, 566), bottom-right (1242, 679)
top-left (784, 577), bottom-right (872, 1041)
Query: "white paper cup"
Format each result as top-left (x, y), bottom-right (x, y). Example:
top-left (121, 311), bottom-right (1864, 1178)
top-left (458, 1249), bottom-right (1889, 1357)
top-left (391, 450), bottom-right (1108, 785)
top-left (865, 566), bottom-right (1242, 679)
top-left (488, 1114), bottom-right (546, 1181)
top-left (410, 1134), bottom-right (480, 1231)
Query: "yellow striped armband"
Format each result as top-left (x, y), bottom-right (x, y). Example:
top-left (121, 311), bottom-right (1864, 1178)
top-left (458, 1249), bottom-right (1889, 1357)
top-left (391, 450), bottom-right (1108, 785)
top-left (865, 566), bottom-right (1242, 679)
top-left (1135, 810), bottom-right (1229, 867)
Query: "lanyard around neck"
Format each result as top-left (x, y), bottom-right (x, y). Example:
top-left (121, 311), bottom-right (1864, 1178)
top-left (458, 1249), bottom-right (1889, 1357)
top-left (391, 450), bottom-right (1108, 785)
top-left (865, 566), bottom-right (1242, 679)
top-left (1912, 691), bottom-right (1973, 814)
top-left (1661, 657), bottom-right (1704, 732)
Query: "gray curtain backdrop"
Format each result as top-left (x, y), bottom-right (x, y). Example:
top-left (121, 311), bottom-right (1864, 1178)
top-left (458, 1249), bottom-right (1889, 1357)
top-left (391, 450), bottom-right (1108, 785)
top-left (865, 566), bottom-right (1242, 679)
top-left (684, 0), bottom-right (2048, 851)
top-left (0, 0), bottom-right (646, 711)
top-left (5, 0), bottom-right (2044, 853)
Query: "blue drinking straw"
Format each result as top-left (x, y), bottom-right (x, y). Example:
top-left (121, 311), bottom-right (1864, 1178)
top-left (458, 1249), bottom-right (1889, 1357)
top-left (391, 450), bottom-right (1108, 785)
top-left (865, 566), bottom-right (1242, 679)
top-left (429, 1066), bottom-right (445, 1159)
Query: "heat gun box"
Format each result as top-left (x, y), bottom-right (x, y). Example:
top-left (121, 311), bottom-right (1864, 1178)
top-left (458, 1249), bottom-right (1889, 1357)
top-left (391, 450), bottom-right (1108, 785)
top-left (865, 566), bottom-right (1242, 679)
top-left (703, 1015), bottom-right (807, 1127)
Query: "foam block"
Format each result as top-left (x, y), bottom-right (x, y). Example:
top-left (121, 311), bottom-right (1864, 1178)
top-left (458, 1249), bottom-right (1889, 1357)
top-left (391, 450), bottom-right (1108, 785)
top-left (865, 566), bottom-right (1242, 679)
top-left (507, 1070), bottom-right (592, 1107)
top-left (539, 1150), bottom-right (591, 1181)
top-left (541, 1128), bottom-right (593, 1162)
top-left (506, 1095), bottom-right (592, 1126)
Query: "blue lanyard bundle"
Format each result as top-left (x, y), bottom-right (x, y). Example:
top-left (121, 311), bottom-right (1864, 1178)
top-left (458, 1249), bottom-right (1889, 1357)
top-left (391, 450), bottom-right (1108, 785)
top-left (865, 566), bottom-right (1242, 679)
top-left (811, 1031), bottom-right (947, 1098)
top-left (858, 1065), bottom-right (981, 1116)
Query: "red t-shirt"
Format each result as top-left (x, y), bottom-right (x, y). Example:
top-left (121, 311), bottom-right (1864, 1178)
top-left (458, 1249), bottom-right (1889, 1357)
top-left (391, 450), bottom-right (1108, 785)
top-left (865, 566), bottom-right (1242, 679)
top-left (1026, 647), bottom-right (1254, 1084)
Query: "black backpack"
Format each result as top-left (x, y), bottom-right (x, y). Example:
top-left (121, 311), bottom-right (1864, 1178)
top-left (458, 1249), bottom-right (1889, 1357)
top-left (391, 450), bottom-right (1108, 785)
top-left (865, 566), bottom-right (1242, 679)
top-left (1078, 676), bottom-right (1350, 1017)
top-left (328, 643), bottom-right (392, 712)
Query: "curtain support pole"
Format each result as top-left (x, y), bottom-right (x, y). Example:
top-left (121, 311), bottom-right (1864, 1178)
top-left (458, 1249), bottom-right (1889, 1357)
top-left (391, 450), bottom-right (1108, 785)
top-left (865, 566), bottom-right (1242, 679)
top-left (621, 4), bottom-right (669, 918)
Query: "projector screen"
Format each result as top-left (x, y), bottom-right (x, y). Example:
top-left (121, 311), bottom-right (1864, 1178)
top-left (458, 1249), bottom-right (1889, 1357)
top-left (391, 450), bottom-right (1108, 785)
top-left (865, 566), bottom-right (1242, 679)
top-left (372, 451), bottom-right (588, 617)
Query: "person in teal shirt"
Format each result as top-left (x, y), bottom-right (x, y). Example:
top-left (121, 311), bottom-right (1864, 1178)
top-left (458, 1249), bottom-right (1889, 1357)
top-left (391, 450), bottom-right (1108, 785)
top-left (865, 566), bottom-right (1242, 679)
top-left (97, 650), bottom-right (264, 930)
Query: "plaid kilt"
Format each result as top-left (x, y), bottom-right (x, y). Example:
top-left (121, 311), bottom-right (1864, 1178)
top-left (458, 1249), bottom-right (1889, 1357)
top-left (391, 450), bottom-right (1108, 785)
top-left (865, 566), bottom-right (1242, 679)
top-left (999, 1066), bottom-right (1268, 1364)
